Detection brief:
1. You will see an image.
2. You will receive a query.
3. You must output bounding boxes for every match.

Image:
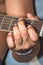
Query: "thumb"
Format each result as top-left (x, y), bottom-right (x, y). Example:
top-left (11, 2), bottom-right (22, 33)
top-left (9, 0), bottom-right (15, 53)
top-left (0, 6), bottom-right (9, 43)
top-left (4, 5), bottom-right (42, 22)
top-left (27, 13), bottom-right (38, 20)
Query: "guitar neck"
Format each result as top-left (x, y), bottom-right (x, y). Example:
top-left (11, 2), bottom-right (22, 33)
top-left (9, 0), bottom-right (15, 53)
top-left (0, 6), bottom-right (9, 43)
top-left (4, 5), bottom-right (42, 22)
top-left (0, 14), bottom-right (43, 37)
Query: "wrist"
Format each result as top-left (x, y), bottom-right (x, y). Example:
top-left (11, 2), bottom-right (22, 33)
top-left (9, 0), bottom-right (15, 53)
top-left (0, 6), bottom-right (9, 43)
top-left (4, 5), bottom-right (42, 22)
top-left (12, 43), bottom-right (40, 62)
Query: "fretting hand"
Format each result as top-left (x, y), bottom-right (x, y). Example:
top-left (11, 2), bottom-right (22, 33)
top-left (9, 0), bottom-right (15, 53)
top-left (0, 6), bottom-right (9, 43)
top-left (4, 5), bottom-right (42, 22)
top-left (6, 13), bottom-right (39, 51)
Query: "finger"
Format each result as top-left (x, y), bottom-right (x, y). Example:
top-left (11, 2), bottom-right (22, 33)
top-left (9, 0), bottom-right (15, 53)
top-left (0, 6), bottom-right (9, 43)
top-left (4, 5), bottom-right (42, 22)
top-left (27, 25), bottom-right (39, 42)
top-left (13, 24), bottom-right (22, 46)
top-left (27, 13), bottom-right (38, 20)
top-left (6, 32), bottom-right (14, 48)
top-left (18, 18), bottom-right (29, 42)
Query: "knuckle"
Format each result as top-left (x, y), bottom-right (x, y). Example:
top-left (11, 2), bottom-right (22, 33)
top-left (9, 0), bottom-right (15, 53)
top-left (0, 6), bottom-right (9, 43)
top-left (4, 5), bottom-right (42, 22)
top-left (15, 34), bottom-right (21, 40)
top-left (13, 25), bottom-right (17, 31)
top-left (34, 34), bottom-right (39, 41)
top-left (13, 29), bottom-right (20, 36)
top-left (22, 29), bottom-right (27, 35)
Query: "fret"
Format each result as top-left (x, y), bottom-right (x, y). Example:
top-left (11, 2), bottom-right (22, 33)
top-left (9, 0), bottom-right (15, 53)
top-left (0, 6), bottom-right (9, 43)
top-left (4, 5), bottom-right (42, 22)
top-left (10, 24), bottom-right (14, 31)
top-left (8, 18), bottom-right (14, 30)
top-left (12, 17), bottom-right (18, 24)
top-left (0, 15), bottom-right (5, 29)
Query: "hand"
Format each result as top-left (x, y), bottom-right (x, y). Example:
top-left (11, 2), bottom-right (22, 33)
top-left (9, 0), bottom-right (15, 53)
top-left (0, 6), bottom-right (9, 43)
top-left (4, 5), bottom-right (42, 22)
top-left (6, 13), bottom-right (39, 51)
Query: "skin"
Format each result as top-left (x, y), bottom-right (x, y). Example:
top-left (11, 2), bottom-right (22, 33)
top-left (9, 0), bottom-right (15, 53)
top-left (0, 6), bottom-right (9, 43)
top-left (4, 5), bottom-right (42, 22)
top-left (6, 0), bottom-right (39, 51)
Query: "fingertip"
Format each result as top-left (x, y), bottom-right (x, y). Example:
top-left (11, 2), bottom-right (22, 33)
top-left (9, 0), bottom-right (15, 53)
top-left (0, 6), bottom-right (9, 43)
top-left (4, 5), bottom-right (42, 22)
top-left (27, 25), bottom-right (38, 42)
top-left (27, 25), bottom-right (32, 29)
top-left (18, 18), bottom-right (24, 21)
top-left (7, 32), bottom-right (12, 36)
top-left (27, 13), bottom-right (35, 20)
top-left (6, 32), bottom-right (14, 49)
top-left (6, 32), bottom-right (12, 42)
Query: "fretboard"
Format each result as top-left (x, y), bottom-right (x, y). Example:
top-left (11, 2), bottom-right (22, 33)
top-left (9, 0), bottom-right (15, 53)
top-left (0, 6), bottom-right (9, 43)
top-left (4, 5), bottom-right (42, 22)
top-left (0, 14), bottom-right (43, 37)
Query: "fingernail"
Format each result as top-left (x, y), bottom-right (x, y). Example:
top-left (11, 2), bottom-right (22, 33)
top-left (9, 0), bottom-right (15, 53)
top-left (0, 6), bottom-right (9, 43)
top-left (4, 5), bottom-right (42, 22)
top-left (18, 18), bottom-right (24, 21)
top-left (8, 32), bottom-right (12, 36)
top-left (27, 25), bottom-right (32, 29)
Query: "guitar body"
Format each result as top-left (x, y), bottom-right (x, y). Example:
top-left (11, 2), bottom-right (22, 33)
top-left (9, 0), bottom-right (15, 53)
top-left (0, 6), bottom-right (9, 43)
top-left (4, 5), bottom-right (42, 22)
top-left (0, 31), bottom-right (8, 62)
top-left (0, 0), bottom-right (8, 63)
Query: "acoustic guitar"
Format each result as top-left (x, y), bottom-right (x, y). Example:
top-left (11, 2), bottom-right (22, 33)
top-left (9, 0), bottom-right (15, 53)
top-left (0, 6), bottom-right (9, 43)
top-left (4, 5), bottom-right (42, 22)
top-left (0, 14), bottom-right (43, 62)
